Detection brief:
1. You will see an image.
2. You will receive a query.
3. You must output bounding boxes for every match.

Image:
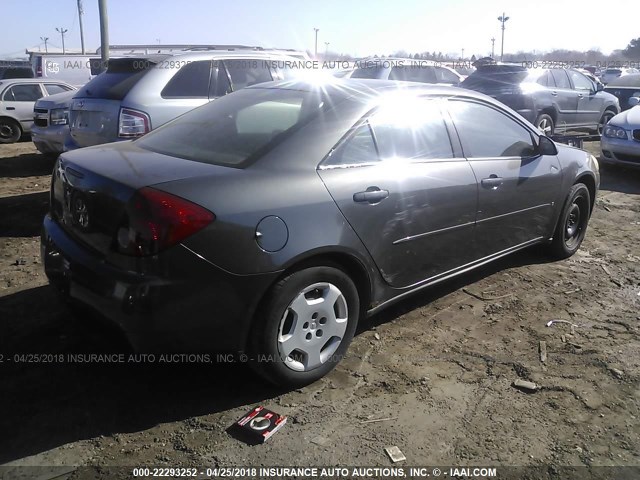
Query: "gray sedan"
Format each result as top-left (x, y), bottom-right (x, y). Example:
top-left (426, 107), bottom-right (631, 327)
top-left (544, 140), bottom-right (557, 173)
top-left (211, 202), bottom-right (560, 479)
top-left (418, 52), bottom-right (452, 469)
top-left (41, 79), bottom-right (599, 386)
top-left (601, 99), bottom-right (640, 168)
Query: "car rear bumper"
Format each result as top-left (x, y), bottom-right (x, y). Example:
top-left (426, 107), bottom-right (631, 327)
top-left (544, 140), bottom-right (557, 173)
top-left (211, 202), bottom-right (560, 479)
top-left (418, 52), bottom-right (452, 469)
top-left (31, 124), bottom-right (68, 154)
top-left (41, 214), bottom-right (279, 352)
top-left (600, 137), bottom-right (640, 168)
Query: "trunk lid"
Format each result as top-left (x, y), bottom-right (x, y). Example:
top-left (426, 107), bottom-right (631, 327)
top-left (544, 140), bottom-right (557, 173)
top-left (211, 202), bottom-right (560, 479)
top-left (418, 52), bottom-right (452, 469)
top-left (68, 97), bottom-right (122, 147)
top-left (51, 141), bottom-right (236, 255)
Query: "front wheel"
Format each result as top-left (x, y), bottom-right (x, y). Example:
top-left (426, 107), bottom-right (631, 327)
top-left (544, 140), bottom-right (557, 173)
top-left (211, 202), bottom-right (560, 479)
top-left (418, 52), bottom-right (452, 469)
top-left (0, 118), bottom-right (21, 144)
top-left (535, 114), bottom-right (555, 136)
top-left (548, 183), bottom-right (591, 259)
top-left (248, 266), bottom-right (360, 387)
top-left (597, 110), bottom-right (615, 136)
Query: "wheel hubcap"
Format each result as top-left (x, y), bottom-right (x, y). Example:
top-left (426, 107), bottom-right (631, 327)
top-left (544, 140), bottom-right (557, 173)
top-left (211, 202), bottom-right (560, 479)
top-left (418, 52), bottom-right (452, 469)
top-left (0, 125), bottom-right (14, 139)
top-left (538, 119), bottom-right (552, 135)
top-left (277, 282), bottom-right (348, 372)
top-left (564, 203), bottom-right (582, 245)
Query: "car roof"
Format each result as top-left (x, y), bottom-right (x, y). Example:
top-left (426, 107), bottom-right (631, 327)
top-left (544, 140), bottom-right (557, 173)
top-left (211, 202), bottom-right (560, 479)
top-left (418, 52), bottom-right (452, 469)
top-left (158, 50), bottom-right (311, 61)
top-left (606, 73), bottom-right (640, 87)
top-left (246, 78), bottom-right (500, 105)
top-left (355, 57), bottom-right (441, 67)
top-left (0, 78), bottom-right (74, 86)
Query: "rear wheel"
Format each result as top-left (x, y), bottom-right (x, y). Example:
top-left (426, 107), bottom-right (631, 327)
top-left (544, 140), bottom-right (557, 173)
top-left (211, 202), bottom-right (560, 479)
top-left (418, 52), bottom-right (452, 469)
top-left (535, 114), bottom-right (555, 136)
top-left (597, 110), bottom-right (615, 136)
top-left (249, 266), bottom-right (360, 387)
top-left (0, 118), bottom-right (21, 144)
top-left (548, 183), bottom-right (591, 259)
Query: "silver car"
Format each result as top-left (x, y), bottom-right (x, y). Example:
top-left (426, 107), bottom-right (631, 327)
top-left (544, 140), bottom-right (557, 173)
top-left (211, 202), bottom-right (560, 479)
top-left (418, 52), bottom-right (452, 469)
top-left (0, 78), bottom-right (75, 143)
top-left (31, 89), bottom-right (76, 155)
top-left (600, 98), bottom-right (640, 168)
top-left (66, 49), bottom-right (307, 150)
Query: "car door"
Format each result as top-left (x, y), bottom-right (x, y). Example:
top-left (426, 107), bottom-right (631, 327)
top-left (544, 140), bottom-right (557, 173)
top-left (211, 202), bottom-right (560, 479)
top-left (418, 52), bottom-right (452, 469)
top-left (1, 83), bottom-right (45, 128)
top-left (318, 97), bottom-right (478, 288)
top-left (549, 69), bottom-right (578, 128)
top-left (568, 69), bottom-right (604, 128)
top-left (446, 99), bottom-right (562, 259)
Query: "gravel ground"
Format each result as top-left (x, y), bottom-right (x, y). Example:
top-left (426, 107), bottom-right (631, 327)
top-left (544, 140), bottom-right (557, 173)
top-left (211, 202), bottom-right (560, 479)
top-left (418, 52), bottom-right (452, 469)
top-left (0, 139), bottom-right (638, 479)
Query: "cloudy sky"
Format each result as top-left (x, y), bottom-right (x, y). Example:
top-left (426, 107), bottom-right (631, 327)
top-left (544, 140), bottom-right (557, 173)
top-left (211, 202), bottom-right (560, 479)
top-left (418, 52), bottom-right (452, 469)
top-left (1, 0), bottom-right (636, 59)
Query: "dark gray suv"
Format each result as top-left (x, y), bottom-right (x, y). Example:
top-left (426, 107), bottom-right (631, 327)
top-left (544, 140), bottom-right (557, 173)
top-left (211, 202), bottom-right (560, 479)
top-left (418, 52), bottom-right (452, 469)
top-left (462, 64), bottom-right (620, 136)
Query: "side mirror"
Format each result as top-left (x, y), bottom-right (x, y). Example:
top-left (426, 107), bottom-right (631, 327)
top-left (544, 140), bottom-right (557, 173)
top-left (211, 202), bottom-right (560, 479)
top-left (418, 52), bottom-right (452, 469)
top-left (628, 96), bottom-right (640, 107)
top-left (538, 135), bottom-right (558, 156)
top-left (596, 82), bottom-right (604, 92)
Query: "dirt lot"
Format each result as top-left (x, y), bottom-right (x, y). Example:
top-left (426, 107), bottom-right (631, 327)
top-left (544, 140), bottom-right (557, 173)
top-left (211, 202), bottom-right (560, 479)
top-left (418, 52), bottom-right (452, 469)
top-left (0, 140), bottom-right (639, 478)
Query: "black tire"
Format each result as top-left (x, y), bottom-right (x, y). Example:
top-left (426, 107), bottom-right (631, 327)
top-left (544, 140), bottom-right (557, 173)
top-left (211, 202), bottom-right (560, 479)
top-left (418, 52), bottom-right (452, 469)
top-left (535, 114), bottom-right (555, 136)
top-left (248, 265), bottom-right (360, 387)
top-left (548, 183), bottom-right (591, 259)
top-left (0, 118), bottom-right (21, 144)
top-left (597, 110), bottom-right (615, 136)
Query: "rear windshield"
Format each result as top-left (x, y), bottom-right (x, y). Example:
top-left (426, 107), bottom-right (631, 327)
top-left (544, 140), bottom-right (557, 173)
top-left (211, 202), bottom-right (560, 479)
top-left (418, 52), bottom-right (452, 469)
top-left (462, 65), bottom-right (528, 88)
top-left (74, 58), bottom-right (157, 100)
top-left (605, 69), bottom-right (621, 74)
top-left (137, 88), bottom-right (328, 167)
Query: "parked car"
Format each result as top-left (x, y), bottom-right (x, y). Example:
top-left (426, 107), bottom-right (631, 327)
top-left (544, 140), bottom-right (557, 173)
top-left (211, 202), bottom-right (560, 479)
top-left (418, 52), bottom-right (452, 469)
top-left (600, 67), bottom-right (640, 85)
top-left (604, 74), bottom-right (640, 111)
top-left (462, 64), bottom-right (620, 136)
top-left (0, 66), bottom-right (34, 79)
top-left (0, 78), bottom-right (75, 143)
top-left (31, 89), bottom-right (76, 155)
top-left (600, 99), bottom-right (640, 168)
top-left (65, 50), bottom-right (308, 150)
top-left (42, 79), bottom-right (599, 386)
top-left (350, 58), bottom-right (463, 85)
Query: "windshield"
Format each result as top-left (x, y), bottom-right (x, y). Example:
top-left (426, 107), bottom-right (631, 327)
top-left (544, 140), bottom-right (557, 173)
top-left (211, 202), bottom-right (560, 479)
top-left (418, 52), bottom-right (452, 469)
top-left (137, 87), bottom-right (328, 167)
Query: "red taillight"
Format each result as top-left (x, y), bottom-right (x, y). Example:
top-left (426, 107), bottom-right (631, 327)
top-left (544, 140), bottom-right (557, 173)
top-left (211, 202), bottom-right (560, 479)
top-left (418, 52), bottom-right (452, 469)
top-left (118, 108), bottom-right (151, 138)
top-left (116, 188), bottom-right (214, 256)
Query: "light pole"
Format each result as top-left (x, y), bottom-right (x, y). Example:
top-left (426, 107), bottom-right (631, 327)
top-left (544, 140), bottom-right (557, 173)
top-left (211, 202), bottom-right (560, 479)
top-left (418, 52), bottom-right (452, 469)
top-left (40, 36), bottom-right (49, 53)
top-left (325, 42), bottom-right (330, 58)
top-left (491, 37), bottom-right (495, 58)
top-left (461, 48), bottom-right (465, 60)
top-left (56, 27), bottom-right (68, 54)
top-left (77, 0), bottom-right (86, 54)
top-left (314, 28), bottom-right (319, 58)
top-left (497, 13), bottom-right (509, 62)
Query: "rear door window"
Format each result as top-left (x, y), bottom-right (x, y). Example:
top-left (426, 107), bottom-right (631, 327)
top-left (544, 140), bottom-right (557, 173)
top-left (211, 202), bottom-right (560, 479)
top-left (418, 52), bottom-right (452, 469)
top-left (161, 60), bottom-right (212, 98)
top-left (550, 69), bottom-right (571, 89)
top-left (324, 123), bottom-right (379, 167)
top-left (568, 70), bottom-right (594, 91)
top-left (223, 59), bottom-right (273, 91)
top-left (44, 84), bottom-right (73, 95)
top-left (369, 98), bottom-right (453, 160)
top-left (389, 66), bottom-right (437, 83)
top-left (535, 70), bottom-right (554, 87)
top-left (3, 84), bottom-right (43, 101)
